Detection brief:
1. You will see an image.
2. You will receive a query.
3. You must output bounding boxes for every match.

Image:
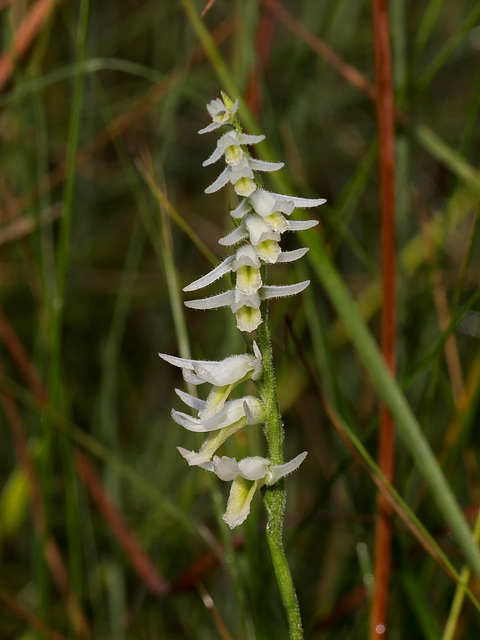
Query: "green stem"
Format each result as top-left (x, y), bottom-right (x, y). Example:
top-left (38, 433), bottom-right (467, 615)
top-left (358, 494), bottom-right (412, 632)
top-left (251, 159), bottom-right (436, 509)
top-left (256, 307), bottom-right (303, 640)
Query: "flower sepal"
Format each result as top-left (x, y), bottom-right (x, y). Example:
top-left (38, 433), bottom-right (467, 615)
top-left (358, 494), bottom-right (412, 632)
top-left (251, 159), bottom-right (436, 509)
top-left (198, 452), bottom-right (308, 528)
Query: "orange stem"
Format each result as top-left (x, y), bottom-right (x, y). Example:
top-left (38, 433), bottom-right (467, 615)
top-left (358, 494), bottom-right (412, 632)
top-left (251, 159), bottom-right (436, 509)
top-left (371, 0), bottom-right (396, 638)
top-left (0, 0), bottom-right (59, 90)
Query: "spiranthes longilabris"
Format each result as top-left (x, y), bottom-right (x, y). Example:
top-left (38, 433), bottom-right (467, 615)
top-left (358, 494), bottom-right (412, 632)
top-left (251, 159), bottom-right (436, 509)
top-left (160, 92), bottom-right (326, 528)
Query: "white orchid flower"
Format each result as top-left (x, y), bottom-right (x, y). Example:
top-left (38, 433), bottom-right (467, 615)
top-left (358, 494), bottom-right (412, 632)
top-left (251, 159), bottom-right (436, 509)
top-left (198, 98), bottom-right (239, 134)
top-left (230, 189), bottom-right (326, 221)
top-left (249, 189), bottom-right (327, 216)
top-left (203, 131), bottom-right (265, 167)
top-left (184, 280), bottom-right (311, 332)
top-left (171, 394), bottom-right (264, 433)
top-left (159, 347), bottom-right (261, 386)
top-left (194, 452), bottom-right (308, 528)
top-left (172, 396), bottom-right (265, 466)
top-left (159, 346), bottom-right (262, 419)
top-left (183, 244), bottom-right (309, 297)
top-left (205, 156), bottom-right (284, 198)
top-left (219, 213), bottom-right (319, 249)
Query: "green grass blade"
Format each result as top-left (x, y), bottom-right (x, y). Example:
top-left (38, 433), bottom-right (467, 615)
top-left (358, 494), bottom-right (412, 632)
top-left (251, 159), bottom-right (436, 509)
top-left (305, 230), bottom-right (480, 580)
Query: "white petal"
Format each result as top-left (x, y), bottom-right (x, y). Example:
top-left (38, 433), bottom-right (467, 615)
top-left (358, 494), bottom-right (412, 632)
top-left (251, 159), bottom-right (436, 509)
top-left (237, 133), bottom-right (265, 145)
top-left (224, 145), bottom-right (244, 166)
top-left (287, 220), bottom-right (319, 231)
top-left (228, 157), bottom-right (254, 181)
top-left (205, 167), bottom-right (231, 194)
top-left (232, 244), bottom-right (261, 270)
top-left (249, 189), bottom-right (295, 216)
top-left (182, 369), bottom-right (204, 385)
top-left (245, 214), bottom-right (281, 246)
top-left (184, 290), bottom-right (235, 310)
top-left (198, 121), bottom-right (222, 135)
top-left (205, 97), bottom-right (239, 124)
top-left (175, 389), bottom-right (207, 411)
top-left (161, 351), bottom-right (258, 387)
top-left (159, 353), bottom-right (212, 370)
top-left (273, 193), bottom-right (327, 208)
top-left (198, 458), bottom-right (214, 472)
top-left (202, 145), bottom-right (224, 167)
top-left (234, 178), bottom-right (256, 197)
top-left (255, 240), bottom-right (281, 263)
top-left (260, 281), bottom-right (310, 300)
top-left (171, 409), bottom-right (208, 432)
top-left (206, 98), bottom-right (226, 120)
top-left (217, 131), bottom-right (242, 149)
top-left (249, 159), bottom-right (284, 172)
top-left (194, 354), bottom-right (257, 385)
top-left (230, 289), bottom-right (261, 312)
top-left (209, 455), bottom-right (240, 481)
top-left (266, 451), bottom-right (308, 485)
top-left (235, 306), bottom-right (263, 332)
top-left (178, 446), bottom-right (204, 466)
top-left (218, 224), bottom-right (248, 246)
top-left (172, 398), bottom-right (247, 432)
top-left (249, 189), bottom-right (277, 216)
top-left (263, 212), bottom-right (289, 233)
top-left (237, 456), bottom-right (271, 480)
top-left (235, 266), bottom-right (262, 295)
top-left (275, 247), bottom-right (309, 263)
top-left (174, 388), bottom-right (206, 411)
top-left (230, 199), bottom-right (252, 219)
top-left (183, 256), bottom-right (234, 292)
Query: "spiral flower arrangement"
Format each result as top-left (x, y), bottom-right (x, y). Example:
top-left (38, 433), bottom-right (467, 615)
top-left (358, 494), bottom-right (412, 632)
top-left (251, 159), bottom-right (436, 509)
top-left (160, 93), bottom-right (325, 533)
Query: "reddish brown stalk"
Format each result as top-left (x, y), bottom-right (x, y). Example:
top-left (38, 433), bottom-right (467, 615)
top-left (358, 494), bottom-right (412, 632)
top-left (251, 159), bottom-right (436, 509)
top-left (1, 17), bottom-right (236, 222)
top-left (314, 585), bottom-right (367, 631)
top-left (371, 1), bottom-right (396, 637)
top-left (2, 70), bottom-right (183, 221)
top-left (0, 587), bottom-right (68, 640)
top-left (0, 364), bottom-right (91, 639)
top-left (172, 535), bottom-right (244, 591)
top-left (0, 309), bottom-right (171, 600)
top-left (285, 320), bottom-right (458, 582)
top-left (0, 308), bottom-right (48, 402)
top-left (196, 582), bottom-right (235, 640)
top-left (0, 0), bottom-right (20, 11)
top-left (0, 206), bottom-right (61, 247)
top-left (200, 0), bottom-right (217, 18)
top-left (75, 451), bottom-right (170, 597)
top-left (0, 0), bottom-right (59, 90)
top-left (263, 0), bottom-right (409, 127)
top-left (246, 0), bottom-right (280, 115)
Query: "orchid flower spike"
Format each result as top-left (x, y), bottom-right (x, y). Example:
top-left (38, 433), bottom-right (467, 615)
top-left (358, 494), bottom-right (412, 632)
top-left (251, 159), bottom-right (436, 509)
top-left (160, 93), bottom-right (313, 536)
top-left (184, 92), bottom-right (326, 333)
top-left (194, 452), bottom-right (308, 528)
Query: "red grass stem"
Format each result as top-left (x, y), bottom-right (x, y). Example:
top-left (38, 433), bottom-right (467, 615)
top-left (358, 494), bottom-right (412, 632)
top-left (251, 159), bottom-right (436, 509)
top-left (0, 0), bottom-right (59, 91)
top-left (371, 0), bottom-right (397, 638)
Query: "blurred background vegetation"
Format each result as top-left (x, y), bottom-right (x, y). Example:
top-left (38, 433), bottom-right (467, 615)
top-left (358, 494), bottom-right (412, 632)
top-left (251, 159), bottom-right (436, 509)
top-left (1, 0), bottom-right (480, 638)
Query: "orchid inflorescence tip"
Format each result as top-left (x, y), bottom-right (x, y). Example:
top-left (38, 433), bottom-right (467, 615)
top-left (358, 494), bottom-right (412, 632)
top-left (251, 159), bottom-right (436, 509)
top-left (160, 92), bottom-right (325, 528)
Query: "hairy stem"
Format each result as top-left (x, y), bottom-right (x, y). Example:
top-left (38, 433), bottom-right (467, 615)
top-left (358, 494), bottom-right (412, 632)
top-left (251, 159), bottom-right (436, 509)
top-left (255, 307), bottom-right (303, 640)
